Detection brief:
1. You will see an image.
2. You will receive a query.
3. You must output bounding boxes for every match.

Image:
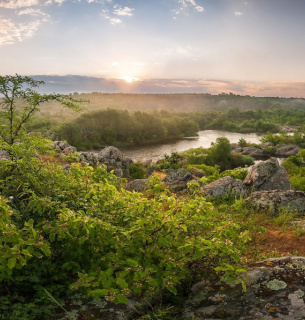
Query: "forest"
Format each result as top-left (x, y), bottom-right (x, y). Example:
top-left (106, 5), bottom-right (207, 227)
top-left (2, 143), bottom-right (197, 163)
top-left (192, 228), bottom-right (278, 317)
top-left (0, 75), bottom-right (305, 319)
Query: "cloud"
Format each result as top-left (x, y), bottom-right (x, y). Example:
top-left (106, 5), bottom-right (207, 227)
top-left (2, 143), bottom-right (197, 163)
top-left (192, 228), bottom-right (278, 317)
top-left (0, 18), bottom-right (41, 45)
top-left (0, 0), bottom-right (39, 9)
top-left (113, 5), bottom-right (134, 17)
top-left (17, 8), bottom-right (50, 21)
top-left (101, 4), bottom-right (134, 25)
top-left (234, 11), bottom-right (243, 16)
top-left (173, 0), bottom-right (204, 17)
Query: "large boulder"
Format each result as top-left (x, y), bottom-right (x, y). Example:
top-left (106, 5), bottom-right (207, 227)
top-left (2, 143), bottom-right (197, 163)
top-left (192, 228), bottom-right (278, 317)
top-left (162, 168), bottom-right (194, 192)
top-left (246, 190), bottom-right (305, 214)
top-left (53, 140), bottom-right (71, 152)
top-left (126, 179), bottom-right (149, 192)
top-left (241, 146), bottom-right (260, 155)
top-left (79, 152), bottom-right (99, 166)
top-left (202, 176), bottom-right (247, 199)
top-left (244, 158), bottom-right (293, 191)
top-left (97, 146), bottom-right (124, 163)
top-left (182, 256), bottom-right (305, 320)
top-left (275, 144), bottom-right (301, 157)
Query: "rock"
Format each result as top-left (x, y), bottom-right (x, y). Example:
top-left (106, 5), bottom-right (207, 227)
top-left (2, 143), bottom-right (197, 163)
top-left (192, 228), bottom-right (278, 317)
top-left (191, 168), bottom-right (207, 179)
top-left (146, 165), bottom-right (159, 177)
top-left (113, 168), bottom-right (124, 178)
top-left (246, 190), bottom-right (305, 214)
top-left (62, 146), bottom-right (77, 155)
top-left (62, 164), bottom-right (70, 171)
top-left (232, 147), bottom-right (243, 153)
top-left (98, 146), bottom-right (124, 163)
top-left (53, 141), bottom-right (75, 153)
top-left (244, 158), bottom-right (292, 191)
top-left (122, 158), bottom-right (133, 169)
top-left (260, 142), bottom-right (274, 149)
top-left (126, 179), bottom-right (149, 192)
top-left (183, 256), bottom-right (305, 320)
top-left (162, 168), bottom-right (194, 192)
top-left (0, 150), bottom-right (10, 161)
top-left (275, 144), bottom-right (301, 157)
top-left (79, 152), bottom-right (99, 166)
top-left (242, 146), bottom-right (260, 155)
top-left (249, 148), bottom-right (265, 157)
top-left (202, 176), bottom-right (247, 199)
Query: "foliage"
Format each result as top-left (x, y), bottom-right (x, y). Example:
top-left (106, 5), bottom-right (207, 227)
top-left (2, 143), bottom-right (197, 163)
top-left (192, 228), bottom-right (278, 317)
top-left (282, 152), bottom-right (305, 191)
top-left (158, 152), bottom-right (185, 170)
top-left (129, 161), bottom-right (147, 179)
top-left (0, 74), bottom-right (85, 149)
top-left (261, 131), bottom-right (305, 148)
top-left (57, 109), bottom-right (199, 149)
top-left (238, 138), bottom-right (248, 147)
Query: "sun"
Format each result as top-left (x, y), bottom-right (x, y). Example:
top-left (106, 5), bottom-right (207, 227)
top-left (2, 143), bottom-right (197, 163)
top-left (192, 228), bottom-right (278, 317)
top-left (122, 76), bottom-right (140, 83)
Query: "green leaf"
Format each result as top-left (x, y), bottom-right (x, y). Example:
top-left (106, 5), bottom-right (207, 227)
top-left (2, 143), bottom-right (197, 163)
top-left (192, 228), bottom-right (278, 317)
top-left (167, 286), bottom-right (177, 295)
top-left (117, 279), bottom-right (128, 289)
top-left (49, 233), bottom-right (55, 242)
top-left (90, 289), bottom-right (108, 298)
top-left (8, 258), bottom-right (16, 269)
top-left (40, 246), bottom-right (51, 256)
top-left (115, 294), bottom-right (128, 304)
top-left (126, 259), bottom-right (138, 267)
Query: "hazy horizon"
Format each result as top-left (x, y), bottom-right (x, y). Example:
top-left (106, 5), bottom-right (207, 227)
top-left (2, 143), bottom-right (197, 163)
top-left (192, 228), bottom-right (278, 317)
top-left (1, 0), bottom-right (305, 97)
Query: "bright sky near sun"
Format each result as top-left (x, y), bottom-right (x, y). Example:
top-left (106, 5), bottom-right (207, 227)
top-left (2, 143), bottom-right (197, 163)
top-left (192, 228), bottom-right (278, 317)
top-left (1, 0), bottom-right (305, 96)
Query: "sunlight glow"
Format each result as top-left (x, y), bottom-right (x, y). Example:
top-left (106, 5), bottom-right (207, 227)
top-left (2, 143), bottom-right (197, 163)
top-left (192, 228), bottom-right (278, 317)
top-left (122, 76), bottom-right (140, 83)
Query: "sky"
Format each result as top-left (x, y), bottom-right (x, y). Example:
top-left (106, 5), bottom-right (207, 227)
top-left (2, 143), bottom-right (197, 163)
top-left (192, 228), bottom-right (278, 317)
top-left (1, 0), bottom-right (305, 97)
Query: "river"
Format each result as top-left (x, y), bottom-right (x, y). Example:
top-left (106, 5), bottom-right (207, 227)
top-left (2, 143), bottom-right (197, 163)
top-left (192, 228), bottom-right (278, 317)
top-left (120, 130), bottom-right (263, 162)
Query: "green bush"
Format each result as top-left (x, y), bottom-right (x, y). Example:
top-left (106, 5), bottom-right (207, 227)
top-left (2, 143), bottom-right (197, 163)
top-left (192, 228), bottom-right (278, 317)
top-left (129, 162), bottom-right (147, 179)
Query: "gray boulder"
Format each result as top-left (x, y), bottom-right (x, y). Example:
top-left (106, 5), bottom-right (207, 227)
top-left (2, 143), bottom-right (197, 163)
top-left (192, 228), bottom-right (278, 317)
top-left (242, 146), bottom-right (260, 155)
top-left (53, 140), bottom-right (70, 151)
top-left (126, 179), bottom-right (149, 192)
top-left (202, 176), bottom-right (247, 199)
top-left (275, 144), bottom-right (301, 157)
top-left (0, 150), bottom-right (10, 161)
top-left (62, 146), bottom-right (77, 155)
top-left (232, 147), bottom-right (243, 153)
top-left (260, 142), bottom-right (274, 149)
top-left (244, 158), bottom-right (292, 191)
top-left (98, 146), bottom-right (124, 163)
top-left (162, 168), bottom-right (194, 192)
top-left (183, 256), bottom-right (305, 320)
top-left (246, 190), bottom-right (305, 214)
top-left (79, 152), bottom-right (99, 166)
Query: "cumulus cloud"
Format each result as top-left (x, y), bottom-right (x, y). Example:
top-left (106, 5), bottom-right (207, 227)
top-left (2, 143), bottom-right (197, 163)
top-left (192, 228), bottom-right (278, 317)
top-left (101, 3), bottom-right (134, 25)
top-left (0, 0), bottom-right (39, 9)
top-left (234, 11), bottom-right (243, 16)
top-left (113, 5), bottom-right (134, 17)
top-left (0, 18), bottom-right (41, 45)
top-left (173, 0), bottom-right (204, 17)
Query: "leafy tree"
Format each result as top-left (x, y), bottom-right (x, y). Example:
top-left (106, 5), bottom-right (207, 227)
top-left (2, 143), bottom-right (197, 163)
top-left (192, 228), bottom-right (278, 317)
top-left (0, 74), bottom-right (85, 148)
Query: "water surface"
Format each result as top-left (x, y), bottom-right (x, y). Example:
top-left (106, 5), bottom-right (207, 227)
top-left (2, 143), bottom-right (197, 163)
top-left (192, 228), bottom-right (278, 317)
top-left (121, 130), bottom-right (262, 162)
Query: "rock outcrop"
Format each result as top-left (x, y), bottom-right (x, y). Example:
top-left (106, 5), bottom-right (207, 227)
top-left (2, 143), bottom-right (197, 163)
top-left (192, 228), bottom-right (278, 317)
top-left (244, 158), bottom-right (292, 191)
top-left (126, 179), bottom-right (149, 192)
top-left (275, 144), bottom-right (301, 157)
top-left (202, 176), bottom-right (246, 199)
top-left (183, 256), bottom-right (305, 320)
top-left (162, 168), bottom-right (194, 192)
top-left (246, 190), bottom-right (305, 214)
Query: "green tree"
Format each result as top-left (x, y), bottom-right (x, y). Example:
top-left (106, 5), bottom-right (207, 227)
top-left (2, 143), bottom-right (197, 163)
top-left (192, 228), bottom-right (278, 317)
top-left (0, 74), bottom-right (85, 148)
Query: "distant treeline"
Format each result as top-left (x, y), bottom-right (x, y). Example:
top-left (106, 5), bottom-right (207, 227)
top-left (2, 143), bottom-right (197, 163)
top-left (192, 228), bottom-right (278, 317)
top-left (57, 109), bottom-right (199, 150)
top-left (191, 106), bottom-right (305, 133)
top-left (24, 98), bottom-right (305, 149)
